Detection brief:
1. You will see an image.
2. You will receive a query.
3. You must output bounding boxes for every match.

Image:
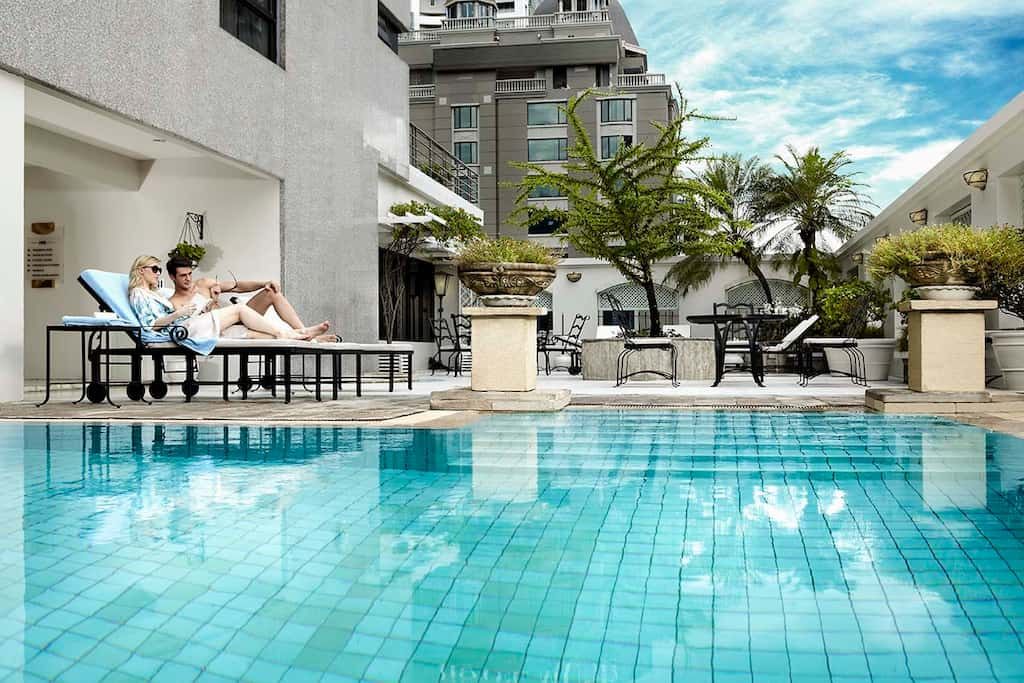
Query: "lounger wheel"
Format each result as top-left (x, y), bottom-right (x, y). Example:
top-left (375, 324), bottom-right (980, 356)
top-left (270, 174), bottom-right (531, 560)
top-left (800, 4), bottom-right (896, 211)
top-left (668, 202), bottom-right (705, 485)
top-left (86, 383), bottom-right (107, 404)
top-left (237, 376), bottom-right (254, 392)
top-left (260, 374), bottom-right (275, 390)
top-left (149, 380), bottom-right (168, 400)
top-left (182, 379), bottom-right (200, 398)
top-left (568, 366), bottom-right (582, 376)
top-left (126, 382), bottom-right (146, 402)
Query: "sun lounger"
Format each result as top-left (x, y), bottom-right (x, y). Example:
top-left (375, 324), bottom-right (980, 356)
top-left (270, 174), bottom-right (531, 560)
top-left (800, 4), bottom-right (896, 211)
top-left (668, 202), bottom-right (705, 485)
top-left (74, 269), bottom-right (413, 403)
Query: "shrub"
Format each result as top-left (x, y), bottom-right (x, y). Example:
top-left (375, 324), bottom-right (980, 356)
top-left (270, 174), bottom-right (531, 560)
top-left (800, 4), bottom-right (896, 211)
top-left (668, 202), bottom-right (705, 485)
top-left (168, 242), bottom-right (206, 265)
top-left (817, 280), bottom-right (890, 338)
top-left (867, 223), bottom-right (1024, 289)
top-left (457, 237), bottom-right (559, 266)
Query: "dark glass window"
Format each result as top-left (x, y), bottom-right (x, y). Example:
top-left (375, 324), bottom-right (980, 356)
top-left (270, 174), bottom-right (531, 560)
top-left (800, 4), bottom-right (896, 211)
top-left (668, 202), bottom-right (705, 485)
top-left (454, 142), bottom-right (478, 164)
top-left (600, 135), bottom-right (632, 159)
top-left (527, 102), bottom-right (567, 126)
top-left (553, 66), bottom-right (568, 89)
top-left (378, 251), bottom-right (434, 342)
top-left (528, 138), bottom-right (568, 162)
top-left (452, 106), bottom-right (479, 130)
top-left (528, 216), bottom-right (564, 235)
top-left (600, 99), bottom-right (633, 123)
top-left (378, 3), bottom-right (403, 54)
top-left (221, 0), bottom-right (279, 62)
top-left (528, 184), bottom-right (565, 199)
top-left (595, 65), bottom-right (610, 87)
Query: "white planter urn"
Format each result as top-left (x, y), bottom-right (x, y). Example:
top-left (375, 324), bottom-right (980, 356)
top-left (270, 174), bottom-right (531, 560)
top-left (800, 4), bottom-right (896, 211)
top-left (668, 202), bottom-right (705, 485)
top-left (824, 338), bottom-right (898, 382)
top-left (988, 330), bottom-right (1024, 390)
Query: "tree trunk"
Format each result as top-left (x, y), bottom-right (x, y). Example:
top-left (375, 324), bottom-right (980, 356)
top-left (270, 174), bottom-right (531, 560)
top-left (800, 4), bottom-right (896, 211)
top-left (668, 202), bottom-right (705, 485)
top-left (801, 229), bottom-right (819, 309)
top-left (739, 253), bottom-right (774, 305)
top-left (641, 270), bottom-right (662, 336)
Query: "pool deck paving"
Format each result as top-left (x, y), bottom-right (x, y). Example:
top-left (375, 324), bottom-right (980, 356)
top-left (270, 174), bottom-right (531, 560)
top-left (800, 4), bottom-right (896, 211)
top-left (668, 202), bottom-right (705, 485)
top-left (6, 372), bottom-right (1024, 435)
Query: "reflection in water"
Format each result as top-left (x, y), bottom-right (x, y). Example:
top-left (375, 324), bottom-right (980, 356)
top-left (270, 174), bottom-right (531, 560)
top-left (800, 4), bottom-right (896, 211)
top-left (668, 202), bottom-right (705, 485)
top-left (921, 428), bottom-right (988, 510)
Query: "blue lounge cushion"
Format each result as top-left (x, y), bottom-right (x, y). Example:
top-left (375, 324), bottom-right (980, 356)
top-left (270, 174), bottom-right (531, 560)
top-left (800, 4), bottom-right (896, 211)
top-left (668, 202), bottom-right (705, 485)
top-left (61, 316), bottom-right (133, 326)
top-left (78, 269), bottom-right (216, 355)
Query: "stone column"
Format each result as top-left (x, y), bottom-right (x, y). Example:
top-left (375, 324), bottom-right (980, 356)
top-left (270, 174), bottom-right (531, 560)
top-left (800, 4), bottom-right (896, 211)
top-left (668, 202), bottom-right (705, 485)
top-left (467, 307), bottom-right (542, 392)
top-left (0, 72), bottom-right (24, 401)
top-left (899, 299), bottom-right (997, 393)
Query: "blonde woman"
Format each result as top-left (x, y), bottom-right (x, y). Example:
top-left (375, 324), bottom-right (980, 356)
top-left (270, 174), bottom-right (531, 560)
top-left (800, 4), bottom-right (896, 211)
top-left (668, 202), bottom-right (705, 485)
top-left (128, 255), bottom-right (315, 346)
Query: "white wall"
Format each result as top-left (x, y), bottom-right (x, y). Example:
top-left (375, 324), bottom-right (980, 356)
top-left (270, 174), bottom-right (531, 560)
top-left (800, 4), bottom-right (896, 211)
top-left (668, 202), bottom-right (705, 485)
top-left (24, 156), bottom-right (279, 382)
top-left (547, 258), bottom-right (798, 339)
top-left (0, 72), bottom-right (24, 400)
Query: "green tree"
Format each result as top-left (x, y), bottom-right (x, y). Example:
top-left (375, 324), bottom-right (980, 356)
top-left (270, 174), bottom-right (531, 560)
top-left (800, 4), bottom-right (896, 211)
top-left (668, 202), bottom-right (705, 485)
top-left (510, 89), bottom-right (727, 336)
top-left (665, 154), bottom-right (776, 304)
top-left (381, 201), bottom-right (484, 343)
top-left (761, 146), bottom-right (874, 307)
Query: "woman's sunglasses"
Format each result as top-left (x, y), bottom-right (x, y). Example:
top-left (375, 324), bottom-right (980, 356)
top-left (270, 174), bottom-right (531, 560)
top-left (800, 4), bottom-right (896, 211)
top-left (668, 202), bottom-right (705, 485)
top-left (142, 265), bottom-right (162, 274)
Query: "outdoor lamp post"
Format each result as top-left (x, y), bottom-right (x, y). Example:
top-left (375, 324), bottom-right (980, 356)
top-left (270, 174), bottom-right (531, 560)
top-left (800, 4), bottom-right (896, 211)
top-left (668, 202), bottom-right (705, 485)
top-left (433, 270), bottom-right (452, 322)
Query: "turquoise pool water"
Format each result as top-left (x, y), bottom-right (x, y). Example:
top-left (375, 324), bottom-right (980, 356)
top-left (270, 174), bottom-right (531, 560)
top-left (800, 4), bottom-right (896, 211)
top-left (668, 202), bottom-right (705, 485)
top-left (3, 412), bottom-right (1024, 682)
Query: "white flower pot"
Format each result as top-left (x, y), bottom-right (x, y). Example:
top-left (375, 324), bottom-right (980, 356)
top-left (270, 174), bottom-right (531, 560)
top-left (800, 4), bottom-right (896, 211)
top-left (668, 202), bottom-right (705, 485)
top-left (914, 285), bottom-right (979, 301)
top-left (988, 330), bottom-right (1024, 390)
top-left (823, 338), bottom-right (898, 382)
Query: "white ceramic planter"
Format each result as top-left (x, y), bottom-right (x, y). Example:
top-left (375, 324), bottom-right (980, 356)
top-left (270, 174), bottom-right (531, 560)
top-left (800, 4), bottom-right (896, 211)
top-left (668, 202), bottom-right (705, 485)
top-left (988, 330), bottom-right (1024, 390)
top-left (823, 338), bottom-right (898, 382)
top-left (914, 285), bottom-right (979, 301)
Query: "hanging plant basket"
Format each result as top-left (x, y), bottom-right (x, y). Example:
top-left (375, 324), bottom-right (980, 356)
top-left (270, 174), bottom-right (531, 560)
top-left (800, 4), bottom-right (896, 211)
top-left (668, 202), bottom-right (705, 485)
top-left (168, 212), bottom-right (206, 265)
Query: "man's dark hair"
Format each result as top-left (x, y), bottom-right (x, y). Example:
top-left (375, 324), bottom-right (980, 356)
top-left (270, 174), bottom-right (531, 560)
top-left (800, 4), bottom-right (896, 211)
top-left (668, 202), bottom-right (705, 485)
top-left (166, 256), bottom-right (194, 276)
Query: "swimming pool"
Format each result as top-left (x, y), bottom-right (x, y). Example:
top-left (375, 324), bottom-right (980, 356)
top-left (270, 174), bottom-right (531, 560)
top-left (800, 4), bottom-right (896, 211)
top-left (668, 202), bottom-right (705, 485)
top-left (3, 412), bottom-right (1024, 682)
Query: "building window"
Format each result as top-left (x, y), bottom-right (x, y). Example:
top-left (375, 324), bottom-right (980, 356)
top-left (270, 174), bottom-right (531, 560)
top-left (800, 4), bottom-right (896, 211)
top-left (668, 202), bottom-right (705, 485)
top-left (454, 142), bottom-right (478, 165)
top-left (528, 138), bottom-right (569, 162)
top-left (560, 0), bottom-right (572, 10)
top-left (527, 102), bottom-right (567, 126)
top-left (220, 0), bottom-right (279, 62)
top-left (528, 184), bottom-right (565, 199)
top-left (600, 135), bottom-right (632, 159)
top-left (528, 215), bottom-right (564, 235)
top-left (497, 1), bottom-right (515, 10)
top-left (595, 65), bottom-right (610, 87)
top-left (950, 203), bottom-right (972, 226)
top-left (553, 66), bottom-right (568, 89)
top-left (600, 99), bottom-right (633, 123)
top-left (377, 3), bottom-right (403, 54)
top-left (452, 106), bottom-right (479, 130)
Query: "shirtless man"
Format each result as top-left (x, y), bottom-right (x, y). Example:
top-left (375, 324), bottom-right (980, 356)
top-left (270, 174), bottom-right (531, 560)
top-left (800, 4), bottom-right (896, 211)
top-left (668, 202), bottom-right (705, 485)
top-left (164, 256), bottom-right (334, 340)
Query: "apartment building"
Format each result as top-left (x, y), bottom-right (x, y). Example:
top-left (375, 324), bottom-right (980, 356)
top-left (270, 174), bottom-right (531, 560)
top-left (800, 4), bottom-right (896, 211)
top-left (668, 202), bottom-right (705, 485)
top-left (0, 1), bottom-right (481, 398)
top-left (400, 0), bottom-right (675, 239)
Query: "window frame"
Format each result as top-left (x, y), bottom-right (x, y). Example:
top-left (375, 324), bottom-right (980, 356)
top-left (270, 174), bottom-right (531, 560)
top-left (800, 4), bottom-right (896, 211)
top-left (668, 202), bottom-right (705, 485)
top-left (528, 138), bottom-right (569, 162)
top-left (527, 102), bottom-right (568, 127)
top-left (220, 0), bottom-right (281, 64)
top-left (452, 105), bottom-right (480, 131)
top-left (453, 141), bottom-right (479, 165)
top-left (599, 98), bottom-right (634, 123)
top-left (527, 184), bottom-right (566, 199)
top-left (600, 134), bottom-right (632, 160)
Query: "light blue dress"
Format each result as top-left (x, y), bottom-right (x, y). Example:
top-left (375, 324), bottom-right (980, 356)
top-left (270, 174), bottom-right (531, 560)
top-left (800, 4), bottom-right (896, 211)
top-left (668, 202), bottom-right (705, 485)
top-left (129, 287), bottom-right (218, 355)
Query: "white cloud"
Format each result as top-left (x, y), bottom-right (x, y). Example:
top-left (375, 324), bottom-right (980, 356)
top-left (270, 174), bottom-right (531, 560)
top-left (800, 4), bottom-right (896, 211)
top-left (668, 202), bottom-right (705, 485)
top-left (869, 139), bottom-right (962, 183)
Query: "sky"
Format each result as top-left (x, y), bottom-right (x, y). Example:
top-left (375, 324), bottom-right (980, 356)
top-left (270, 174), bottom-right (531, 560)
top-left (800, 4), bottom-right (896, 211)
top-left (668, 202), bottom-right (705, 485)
top-left (623, 0), bottom-right (1024, 211)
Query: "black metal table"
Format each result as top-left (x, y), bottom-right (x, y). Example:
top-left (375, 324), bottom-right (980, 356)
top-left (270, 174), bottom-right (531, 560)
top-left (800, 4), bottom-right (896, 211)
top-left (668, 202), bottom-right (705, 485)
top-left (686, 313), bottom-right (786, 387)
top-left (36, 323), bottom-right (144, 408)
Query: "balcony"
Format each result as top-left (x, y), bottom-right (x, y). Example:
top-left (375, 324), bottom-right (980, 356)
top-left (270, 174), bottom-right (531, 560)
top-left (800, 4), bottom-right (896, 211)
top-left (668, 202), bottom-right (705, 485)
top-left (409, 124), bottom-right (479, 205)
top-left (495, 78), bottom-right (546, 95)
top-left (617, 73), bottom-right (667, 88)
top-left (409, 84), bottom-right (436, 99)
top-left (398, 10), bottom-right (610, 41)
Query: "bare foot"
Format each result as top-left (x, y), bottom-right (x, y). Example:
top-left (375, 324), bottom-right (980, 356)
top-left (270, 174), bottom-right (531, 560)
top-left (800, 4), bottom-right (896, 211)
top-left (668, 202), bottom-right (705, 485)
top-left (278, 329), bottom-right (311, 341)
top-left (313, 333), bottom-right (340, 343)
top-left (300, 321), bottom-right (330, 337)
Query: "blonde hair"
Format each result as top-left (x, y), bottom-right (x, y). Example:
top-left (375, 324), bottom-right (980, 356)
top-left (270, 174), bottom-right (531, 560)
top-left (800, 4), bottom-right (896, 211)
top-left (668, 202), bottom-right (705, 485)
top-left (128, 255), bottom-right (161, 291)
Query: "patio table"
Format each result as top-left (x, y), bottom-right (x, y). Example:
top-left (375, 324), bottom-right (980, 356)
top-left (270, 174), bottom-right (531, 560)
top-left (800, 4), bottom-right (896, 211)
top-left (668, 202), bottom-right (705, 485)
top-left (686, 313), bottom-right (786, 387)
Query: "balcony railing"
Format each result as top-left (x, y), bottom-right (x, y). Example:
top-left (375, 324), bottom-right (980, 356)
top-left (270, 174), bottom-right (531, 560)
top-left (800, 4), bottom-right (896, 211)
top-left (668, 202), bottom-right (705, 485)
top-left (409, 124), bottom-right (479, 205)
top-left (398, 30), bottom-right (439, 43)
top-left (617, 73), bottom-right (667, 88)
top-left (495, 78), bottom-right (546, 94)
top-left (399, 10), bottom-right (609, 40)
top-left (409, 84), bottom-right (436, 99)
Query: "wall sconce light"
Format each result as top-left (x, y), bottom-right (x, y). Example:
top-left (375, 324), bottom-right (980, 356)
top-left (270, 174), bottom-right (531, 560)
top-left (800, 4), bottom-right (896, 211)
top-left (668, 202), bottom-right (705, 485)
top-left (566, 271), bottom-right (582, 283)
top-left (963, 169), bottom-right (989, 191)
top-left (909, 209), bottom-right (928, 226)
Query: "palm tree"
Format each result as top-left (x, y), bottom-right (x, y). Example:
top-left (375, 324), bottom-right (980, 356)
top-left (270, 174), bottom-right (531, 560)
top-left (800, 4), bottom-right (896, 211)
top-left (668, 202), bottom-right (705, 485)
top-left (666, 154), bottom-right (777, 304)
top-left (761, 146), bottom-right (875, 307)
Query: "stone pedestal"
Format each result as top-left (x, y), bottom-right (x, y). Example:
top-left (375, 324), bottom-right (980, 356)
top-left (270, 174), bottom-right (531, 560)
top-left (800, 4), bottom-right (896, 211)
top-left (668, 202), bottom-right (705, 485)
top-left (467, 307), bottom-right (542, 392)
top-left (899, 299), bottom-right (996, 393)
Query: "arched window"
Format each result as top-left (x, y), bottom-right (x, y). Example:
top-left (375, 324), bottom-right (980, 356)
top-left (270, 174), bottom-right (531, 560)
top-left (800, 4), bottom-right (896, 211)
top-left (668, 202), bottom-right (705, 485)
top-left (597, 282), bottom-right (678, 331)
top-left (725, 279), bottom-right (809, 309)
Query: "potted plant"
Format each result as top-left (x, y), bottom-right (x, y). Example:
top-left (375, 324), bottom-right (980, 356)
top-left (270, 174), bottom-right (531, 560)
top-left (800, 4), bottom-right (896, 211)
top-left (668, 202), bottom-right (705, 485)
top-left (167, 241), bottom-right (206, 265)
top-left (817, 280), bottom-right (896, 381)
top-left (457, 237), bottom-right (558, 306)
top-left (867, 223), bottom-right (1024, 300)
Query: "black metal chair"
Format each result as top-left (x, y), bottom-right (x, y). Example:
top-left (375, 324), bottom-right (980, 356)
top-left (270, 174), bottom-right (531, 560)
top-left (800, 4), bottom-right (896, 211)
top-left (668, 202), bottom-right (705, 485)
top-left (430, 317), bottom-right (460, 376)
top-left (801, 299), bottom-right (874, 387)
top-left (539, 314), bottom-right (589, 375)
top-left (450, 313), bottom-right (473, 376)
top-left (607, 296), bottom-right (678, 387)
top-left (758, 314), bottom-right (820, 381)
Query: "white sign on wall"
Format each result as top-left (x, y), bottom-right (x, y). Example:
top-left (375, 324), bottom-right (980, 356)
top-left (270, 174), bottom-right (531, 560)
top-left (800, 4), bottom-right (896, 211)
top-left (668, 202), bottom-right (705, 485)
top-left (26, 222), bottom-right (63, 288)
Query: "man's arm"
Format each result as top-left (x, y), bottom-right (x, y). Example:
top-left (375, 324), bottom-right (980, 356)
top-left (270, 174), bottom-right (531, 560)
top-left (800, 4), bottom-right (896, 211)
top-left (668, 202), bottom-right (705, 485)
top-left (219, 278), bottom-right (280, 294)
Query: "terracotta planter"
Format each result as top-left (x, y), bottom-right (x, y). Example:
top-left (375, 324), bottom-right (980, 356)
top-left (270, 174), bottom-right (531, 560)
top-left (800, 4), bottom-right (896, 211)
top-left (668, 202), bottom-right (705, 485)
top-left (458, 262), bottom-right (556, 306)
